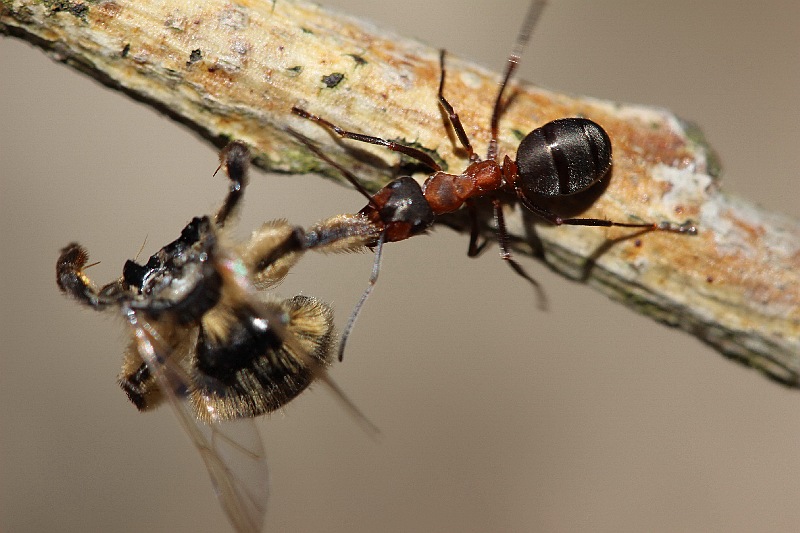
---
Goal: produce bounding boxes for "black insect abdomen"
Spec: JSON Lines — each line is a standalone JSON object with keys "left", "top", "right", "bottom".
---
{"left": 196, "top": 311, "right": 284, "bottom": 384}
{"left": 516, "top": 118, "right": 612, "bottom": 197}
{"left": 193, "top": 296, "right": 335, "bottom": 420}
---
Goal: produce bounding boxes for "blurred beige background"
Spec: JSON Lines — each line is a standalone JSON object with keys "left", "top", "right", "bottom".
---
{"left": 2, "top": 1, "right": 800, "bottom": 532}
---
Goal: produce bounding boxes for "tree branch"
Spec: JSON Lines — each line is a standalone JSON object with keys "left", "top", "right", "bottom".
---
{"left": 3, "top": 0, "right": 799, "bottom": 386}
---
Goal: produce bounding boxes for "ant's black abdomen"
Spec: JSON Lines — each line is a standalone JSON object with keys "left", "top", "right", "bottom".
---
{"left": 515, "top": 118, "right": 612, "bottom": 197}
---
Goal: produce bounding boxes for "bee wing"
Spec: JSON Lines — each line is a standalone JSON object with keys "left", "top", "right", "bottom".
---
{"left": 124, "top": 306, "right": 268, "bottom": 533}
{"left": 196, "top": 417, "right": 267, "bottom": 533}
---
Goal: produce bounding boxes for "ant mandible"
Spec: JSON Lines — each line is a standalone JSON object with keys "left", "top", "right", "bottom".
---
{"left": 289, "top": 0, "right": 696, "bottom": 357}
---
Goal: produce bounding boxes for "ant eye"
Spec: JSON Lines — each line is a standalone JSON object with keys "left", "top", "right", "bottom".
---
{"left": 516, "top": 118, "right": 612, "bottom": 197}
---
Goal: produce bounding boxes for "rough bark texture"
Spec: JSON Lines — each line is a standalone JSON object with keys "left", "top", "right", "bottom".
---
{"left": 2, "top": 0, "right": 799, "bottom": 386}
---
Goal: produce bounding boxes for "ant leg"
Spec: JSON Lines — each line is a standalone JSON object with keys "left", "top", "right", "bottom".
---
{"left": 213, "top": 141, "right": 251, "bottom": 228}
{"left": 515, "top": 192, "right": 697, "bottom": 235}
{"left": 338, "top": 231, "right": 387, "bottom": 362}
{"left": 291, "top": 106, "right": 442, "bottom": 172}
{"left": 559, "top": 217, "right": 698, "bottom": 234}
{"left": 437, "top": 50, "right": 476, "bottom": 161}
{"left": 488, "top": 0, "right": 547, "bottom": 161}
{"left": 492, "top": 198, "right": 547, "bottom": 308}
{"left": 466, "top": 200, "right": 490, "bottom": 257}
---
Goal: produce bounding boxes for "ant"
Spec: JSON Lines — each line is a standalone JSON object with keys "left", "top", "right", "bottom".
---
{"left": 288, "top": 0, "right": 696, "bottom": 357}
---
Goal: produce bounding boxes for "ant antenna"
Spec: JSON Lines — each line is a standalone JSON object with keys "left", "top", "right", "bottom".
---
{"left": 489, "top": 0, "right": 547, "bottom": 160}
{"left": 284, "top": 126, "right": 378, "bottom": 208}
{"left": 291, "top": 107, "right": 443, "bottom": 172}
{"left": 437, "top": 49, "right": 476, "bottom": 161}
{"left": 337, "top": 231, "right": 386, "bottom": 362}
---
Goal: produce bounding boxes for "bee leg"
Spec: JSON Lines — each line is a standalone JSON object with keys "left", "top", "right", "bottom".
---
{"left": 56, "top": 243, "right": 116, "bottom": 309}
{"left": 303, "top": 213, "right": 381, "bottom": 253}
{"left": 214, "top": 141, "right": 251, "bottom": 228}
{"left": 244, "top": 221, "right": 307, "bottom": 286}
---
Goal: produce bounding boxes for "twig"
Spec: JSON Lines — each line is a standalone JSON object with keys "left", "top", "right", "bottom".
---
{"left": 2, "top": 0, "right": 799, "bottom": 386}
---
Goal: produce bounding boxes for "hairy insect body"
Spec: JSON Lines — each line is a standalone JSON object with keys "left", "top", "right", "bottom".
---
{"left": 58, "top": 215, "right": 337, "bottom": 422}
{"left": 56, "top": 140, "right": 382, "bottom": 532}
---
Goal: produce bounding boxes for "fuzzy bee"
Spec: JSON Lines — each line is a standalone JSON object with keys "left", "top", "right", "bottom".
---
{"left": 56, "top": 141, "right": 379, "bottom": 533}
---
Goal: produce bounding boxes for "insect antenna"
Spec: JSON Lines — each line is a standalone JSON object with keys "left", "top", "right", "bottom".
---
{"left": 437, "top": 49, "right": 476, "bottom": 161}
{"left": 285, "top": 126, "right": 379, "bottom": 208}
{"left": 286, "top": 127, "right": 395, "bottom": 364}
{"left": 291, "top": 107, "right": 443, "bottom": 173}
{"left": 488, "top": 0, "right": 547, "bottom": 161}
{"left": 337, "top": 231, "right": 386, "bottom": 362}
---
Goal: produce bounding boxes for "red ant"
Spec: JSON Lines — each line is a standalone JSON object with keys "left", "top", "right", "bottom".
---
{"left": 289, "top": 0, "right": 696, "bottom": 358}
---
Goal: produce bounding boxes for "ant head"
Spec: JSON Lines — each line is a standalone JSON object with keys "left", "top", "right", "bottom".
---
{"left": 515, "top": 118, "right": 612, "bottom": 198}
{"left": 365, "top": 177, "right": 435, "bottom": 239}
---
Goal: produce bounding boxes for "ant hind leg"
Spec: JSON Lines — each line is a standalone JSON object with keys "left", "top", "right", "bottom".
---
{"left": 491, "top": 198, "right": 548, "bottom": 310}
{"left": 515, "top": 191, "right": 697, "bottom": 235}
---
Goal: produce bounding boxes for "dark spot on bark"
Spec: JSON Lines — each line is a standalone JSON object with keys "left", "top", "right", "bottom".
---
{"left": 187, "top": 48, "right": 202, "bottom": 66}
{"left": 285, "top": 65, "right": 303, "bottom": 77}
{"left": 321, "top": 72, "right": 345, "bottom": 88}
{"left": 51, "top": 1, "right": 88, "bottom": 19}
{"left": 347, "top": 54, "right": 367, "bottom": 66}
